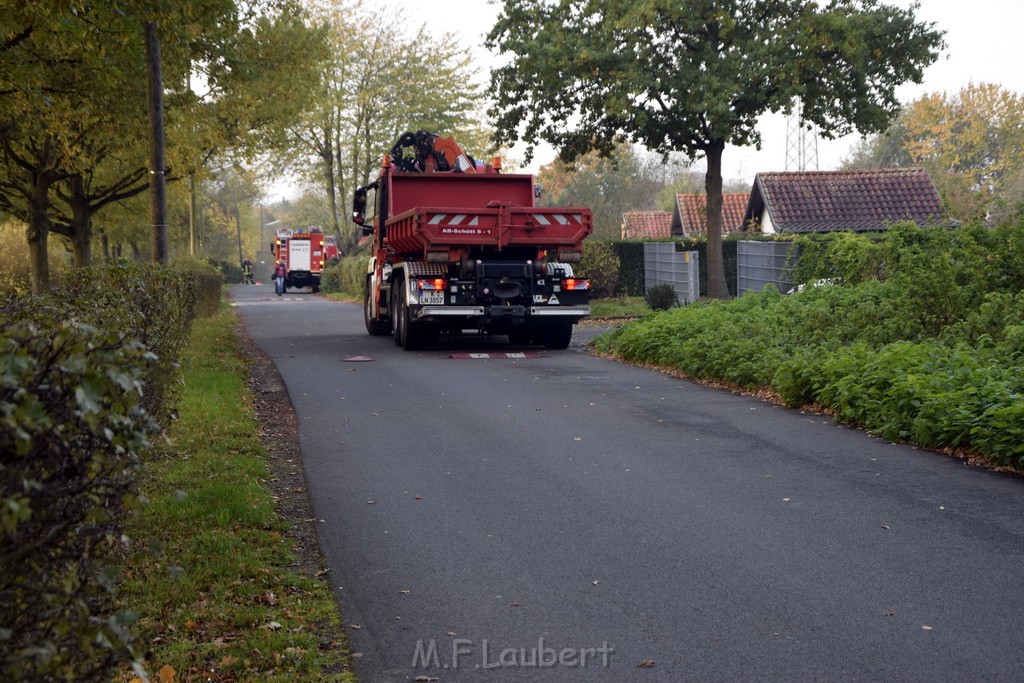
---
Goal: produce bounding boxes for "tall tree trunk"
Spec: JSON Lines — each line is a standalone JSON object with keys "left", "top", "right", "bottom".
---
{"left": 322, "top": 130, "right": 341, "bottom": 244}
{"left": 189, "top": 171, "right": 197, "bottom": 257}
{"left": 234, "top": 195, "right": 244, "bottom": 270}
{"left": 145, "top": 21, "right": 168, "bottom": 264}
{"left": 333, "top": 126, "right": 346, "bottom": 249}
{"left": 69, "top": 174, "right": 92, "bottom": 267}
{"left": 704, "top": 140, "right": 729, "bottom": 299}
{"left": 26, "top": 169, "right": 54, "bottom": 293}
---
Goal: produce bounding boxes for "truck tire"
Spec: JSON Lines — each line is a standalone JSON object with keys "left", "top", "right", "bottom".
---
{"left": 541, "top": 322, "right": 573, "bottom": 350}
{"left": 392, "top": 275, "right": 433, "bottom": 351}
{"left": 392, "top": 278, "right": 404, "bottom": 346}
{"left": 364, "top": 277, "right": 390, "bottom": 336}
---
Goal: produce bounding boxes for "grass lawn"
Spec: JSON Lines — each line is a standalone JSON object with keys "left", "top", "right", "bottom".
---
{"left": 118, "top": 304, "right": 354, "bottom": 682}
{"left": 589, "top": 295, "right": 650, "bottom": 318}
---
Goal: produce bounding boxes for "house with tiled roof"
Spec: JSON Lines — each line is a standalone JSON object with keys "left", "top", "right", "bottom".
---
{"left": 621, "top": 211, "right": 673, "bottom": 239}
{"left": 671, "top": 194, "right": 749, "bottom": 237}
{"left": 741, "top": 169, "right": 944, "bottom": 234}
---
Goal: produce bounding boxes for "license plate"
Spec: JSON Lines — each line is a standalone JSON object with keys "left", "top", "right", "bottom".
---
{"left": 420, "top": 291, "right": 443, "bottom": 305}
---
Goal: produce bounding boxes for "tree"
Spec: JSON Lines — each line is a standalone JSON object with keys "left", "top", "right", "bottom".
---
{"left": 0, "top": 0, "right": 326, "bottom": 288}
{"left": 536, "top": 142, "right": 691, "bottom": 237}
{"left": 847, "top": 83, "right": 1024, "bottom": 223}
{"left": 842, "top": 117, "right": 913, "bottom": 170}
{"left": 280, "top": 0, "right": 491, "bottom": 256}
{"left": 487, "top": 0, "right": 944, "bottom": 298}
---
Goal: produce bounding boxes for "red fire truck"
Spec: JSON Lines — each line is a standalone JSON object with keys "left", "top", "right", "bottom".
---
{"left": 354, "top": 131, "right": 592, "bottom": 350}
{"left": 271, "top": 226, "right": 332, "bottom": 293}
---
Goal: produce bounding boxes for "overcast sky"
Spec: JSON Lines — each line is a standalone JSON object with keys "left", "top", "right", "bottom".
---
{"left": 388, "top": 0, "right": 1024, "bottom": 183}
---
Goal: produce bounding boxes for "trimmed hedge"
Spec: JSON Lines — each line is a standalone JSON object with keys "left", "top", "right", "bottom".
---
{"left": 1, "top": 262, "right": 217, "bottom": 680}
{"left": 606, "top": 241, "right": 645, "bottom": 296}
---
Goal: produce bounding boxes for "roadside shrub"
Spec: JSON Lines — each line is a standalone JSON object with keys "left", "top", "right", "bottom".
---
{"left": 608, "top": 241, "right": 645, "bottom": 295}
{"left": 204, "top": 258, "right": 242, "bottom": 284}
{"left": 52, "top": 264, "right": 198, "bottom": 419}
{"left": 340, "top": 255, "right": 370, "bottom": 297}
{"left": 577, "top": 240, "right": 621, "bottom": 298}
{"left": 1, "top": 308, "right": 154, "bottom": 680}
{"left": 645, "top": 283, "right": 678, "bottom": 310}
{"left": 599, "top": 220, "right": 1024, "bottom": 468}
{"left": 0, "top": 261, "right": 210, "bottom": 680}
{"left": 173, "top": 259, "right": 223, "bottom": 318}
{"left": 319, "top": 262, "right": 343, "bottom": 293}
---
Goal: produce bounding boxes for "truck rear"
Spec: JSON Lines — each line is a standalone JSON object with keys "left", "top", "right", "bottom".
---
{"left": 271, "top": 226, "right": 330, "bottom": 292}
{"left": 355, "top": 131, "right": 592, "bottom": 350}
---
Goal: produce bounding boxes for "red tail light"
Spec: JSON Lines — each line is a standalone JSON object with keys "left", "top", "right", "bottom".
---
{"left": 417, "top": 278, "right": 446, "bottom": 290}
{"left": 563, "top": 278, "right": 590, "bottom": 291}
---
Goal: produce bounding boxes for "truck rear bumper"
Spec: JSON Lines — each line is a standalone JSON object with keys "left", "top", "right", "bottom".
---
{"left": 529, "top": 306, "right": 591, "bottom": 318}
{"left": 416, "top": 305, "right": 591, "bottom": 320}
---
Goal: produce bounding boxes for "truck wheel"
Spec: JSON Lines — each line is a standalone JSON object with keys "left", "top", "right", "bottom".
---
{"left": 541, "top": 322, "right": 573, "bottom": 350}
{"left": 392, "top": 279, "right": 405, "bottom": 346}
{"left": 397, "top": 292, "right": 432, "bottom": 351}
{"left": 364, "top": 277, "right": 390, "bottom": 336}
{"left": 391, "top": 277, "right": 433, "bottom": 351}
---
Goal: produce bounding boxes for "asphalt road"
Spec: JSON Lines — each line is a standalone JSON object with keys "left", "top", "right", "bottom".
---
{"left": 232, "top": 284, "right": 1024, "bottom": 682}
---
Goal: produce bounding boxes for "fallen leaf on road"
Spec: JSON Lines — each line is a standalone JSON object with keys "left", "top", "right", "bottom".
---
{"left": 415, "top": 495, "right": 423, "bottom": 500}
{"left": 884, "top": 610, "right": 896, "bottom": 617}
{"left": 510, "top": 602, "right": 521, "bottom": 607}
{"left": 398, "top": 589, "right": 411, "bottom": 594}
{"left": 447, "top": 631, "right": 457, "bottom": 637}
{"left": 638, "top": 659, "right": 655, "bottom": 668}
{"left": 592, "top": 580, "right": 600, "bottom": 586}
{"left": 349, "top": 624, "right": 362, "bottom": 629}
{"left": 415, "top": 677, "right": 439, "bottom": 682}
{"left": 366, "top": 500, "right": 376, "bottom": 505}
{"left": 881, "top": 525, "right": 891, "bottom": 530}
{"left": 922, "top": 625, "right": 933, "bottom": 630}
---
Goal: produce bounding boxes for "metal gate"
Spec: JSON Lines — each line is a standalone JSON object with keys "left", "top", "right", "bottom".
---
{"left": 643, "top": 243, "right": 700, "bottom": 304}
{"left": 736, "top": 241, "right": 798, "bottom": 296}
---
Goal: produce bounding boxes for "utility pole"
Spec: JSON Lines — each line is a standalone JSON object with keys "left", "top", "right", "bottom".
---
{"left": 145, "top": 21, "right": 168, "bottom": 264}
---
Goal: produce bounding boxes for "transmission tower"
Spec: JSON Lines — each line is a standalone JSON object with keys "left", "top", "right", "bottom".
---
{"left": 785, "top": 101, "right": 819, "bottom": 172}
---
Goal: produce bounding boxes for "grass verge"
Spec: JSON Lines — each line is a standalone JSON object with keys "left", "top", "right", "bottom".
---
{"left": 118, "top": 304, "right": 354, "bottom": 682}
{"left": 589, "top": 296, "right": 650, "bottom": 318}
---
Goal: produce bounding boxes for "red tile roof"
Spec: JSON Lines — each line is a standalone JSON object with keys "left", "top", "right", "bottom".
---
{"left": 745, "top": 169, "right": 943, "bottom": 232}
{"left": 621, "top": 211, "right": 673, "bottom": 239}
{"left": 673, "top": 194, "right": 749, "bottom": 236}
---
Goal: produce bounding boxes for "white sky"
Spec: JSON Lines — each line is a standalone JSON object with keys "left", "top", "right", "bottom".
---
{"left": 388, "top": 0, "right": 1024, "bottom": 184}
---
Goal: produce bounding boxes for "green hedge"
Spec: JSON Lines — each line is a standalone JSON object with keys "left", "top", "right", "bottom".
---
{"left": 341, "top": 255, "right": 370, "bottom": 297}
{"left": 321, "top": 256, "right": 371, "bottom": 297}
{"left": 51, "top": 262, "right": 221, "bottom": 419}
{"left": 606, "top": 241, "right": 645, "bottom": 296}
{"left": 597, "top": 221, "right": 1024, "bottom": 467}
{"left": 1, "top": 262, "right": 214, "bottom": 680}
